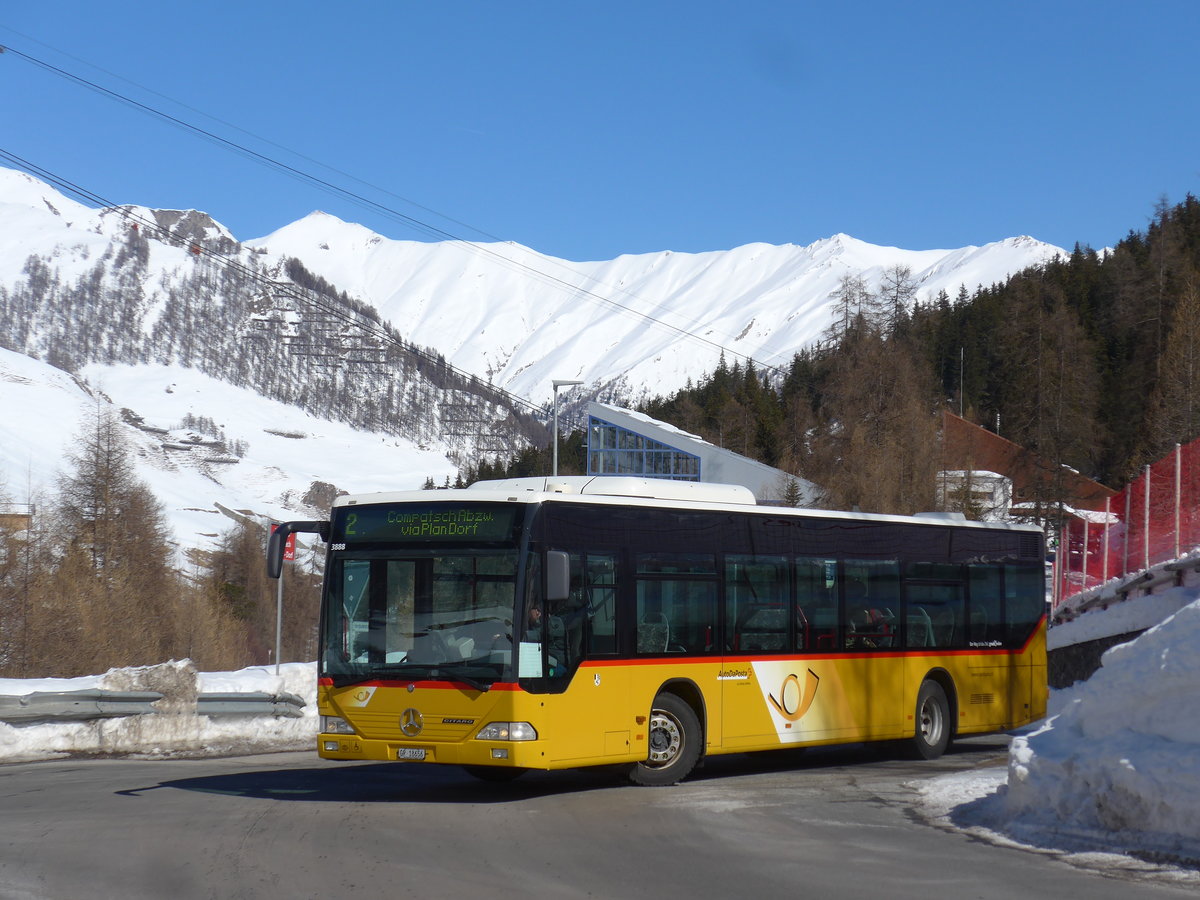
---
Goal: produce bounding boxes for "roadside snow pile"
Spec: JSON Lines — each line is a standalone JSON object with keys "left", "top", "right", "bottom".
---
{"left": 920, "top": 596, "right": 1200, "bottom": 872}
{"left": 0, "top": 661, "right": 317, "bottom": 763}
{"left": 1004, "top": 598, "right": 1200, "bottom": 860}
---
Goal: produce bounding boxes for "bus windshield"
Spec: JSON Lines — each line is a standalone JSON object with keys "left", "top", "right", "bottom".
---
{"left": 322, "top": 549, "right": 521, "bottom": 688}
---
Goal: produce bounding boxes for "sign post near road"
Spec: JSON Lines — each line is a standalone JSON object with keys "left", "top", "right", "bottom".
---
{"left": 270, "top": 526, "right": 296, "bottom": 676}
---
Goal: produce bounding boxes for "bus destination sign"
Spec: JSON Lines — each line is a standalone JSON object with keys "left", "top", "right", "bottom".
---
{"left": 333, "top": 503, "right": 521, "bottom": 543}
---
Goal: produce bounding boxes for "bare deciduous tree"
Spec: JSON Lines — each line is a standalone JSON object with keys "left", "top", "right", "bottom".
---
{"left": 811, "top": 331, "right": 940, "bottom": 515}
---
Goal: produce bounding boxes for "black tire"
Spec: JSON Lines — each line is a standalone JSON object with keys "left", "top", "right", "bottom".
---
{"left": 911, "top": 679, "right": 951, "bottom": 760}
{"left": 462, "top": 765, "right": 527, "bottom": 782}
{"left": 628, "top": 693, "right": 702, "bottom": 786}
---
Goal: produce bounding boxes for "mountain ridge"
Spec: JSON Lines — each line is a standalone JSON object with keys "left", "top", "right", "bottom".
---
{"left": 247, "top": 207, "right": 1065, "bottom": 404}
{"left": 1, "top": 165, "right": 1066, "bottom": 407}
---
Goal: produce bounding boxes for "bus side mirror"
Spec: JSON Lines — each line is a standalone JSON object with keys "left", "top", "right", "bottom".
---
{"left": 266, "top": 520, "right": 330, "bottom": 579}
{"left": 546, "top": 550, "right": 570, "bottom": 602}
{"left": 267, "top": 527, "right": 288, "bottom": 580}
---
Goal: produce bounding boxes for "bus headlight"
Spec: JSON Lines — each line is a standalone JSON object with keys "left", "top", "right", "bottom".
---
{"left": 321, "top": 715, "right": 356, "bottom": 735}
{"left": 475, "top": 722, "right": 537, "bottom": 741}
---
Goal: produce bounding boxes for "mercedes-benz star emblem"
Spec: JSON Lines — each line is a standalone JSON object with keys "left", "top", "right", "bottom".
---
{"left": 400, "top": 708, "right": 423, "bottom": 736}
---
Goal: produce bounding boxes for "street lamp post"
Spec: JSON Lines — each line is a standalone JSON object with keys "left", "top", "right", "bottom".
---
{"left": 552, "top": 379, "right": 584, "bottom": 477}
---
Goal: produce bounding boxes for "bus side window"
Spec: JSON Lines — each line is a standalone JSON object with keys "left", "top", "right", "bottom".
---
{"left": 797, "top": 558, "right": 838, "bottom": 650}
{"left": 906, "top": 582, "right": 964, "bottom": 648}
{"left": 1004, "top": 564, "right": 1044, "bottom": 646}
{"left": 635, "top": 553, "right": 717, "bottom": 655}
{"left": 725, "top": 555, "right": 789, "bottom": 652}
{"left": 968, "top": 565, "right": 1003, "bottom": 645}
{"left": 578, "top": 552, "right": 619, "bottom": 655}
{"left": 844, "top": 561, "right": 899, "bottom": 650}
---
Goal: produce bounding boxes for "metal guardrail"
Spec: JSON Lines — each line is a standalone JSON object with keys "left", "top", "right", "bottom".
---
{"left": 0, "top": 690, "right": 163, "bottom": 723}
{"left": 0, "top": 689, "right": 306, "bottom": 724}
{"left": 196, "top": 691, "right": 306, "bottom": 719}
{"left": 1053, "top": 548, "right": 1200, "bottom": 624}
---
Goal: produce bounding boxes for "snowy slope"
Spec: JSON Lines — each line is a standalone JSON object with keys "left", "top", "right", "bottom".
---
{"left": 0, "top": 168, "right": 214, "bottom": 291}
{"left": 0, "top": 348, "right": 456, "bottom": 553}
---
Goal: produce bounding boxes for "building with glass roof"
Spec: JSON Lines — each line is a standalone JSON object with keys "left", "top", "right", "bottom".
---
{"left": 585, "top": 402, "right": 818, "bottom": 505}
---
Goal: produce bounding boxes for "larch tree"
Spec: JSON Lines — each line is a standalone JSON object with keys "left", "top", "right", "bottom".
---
{"left": 811, "top": 329, "right": 940, "bottom": 515}
{"left": 825, "top": 273, "right": 876, "bottom": 343}
{"left": 994, "top": 278, "right": 1102, "bottom": 525}
{"left": 37, "top": 406, "right": 181, "bottom": 672}
{"left": 878, "top": 264, "right": 918, "bottom": 332}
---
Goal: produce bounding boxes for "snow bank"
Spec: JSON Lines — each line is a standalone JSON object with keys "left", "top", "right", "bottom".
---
{"left": 0, "top": 661, "right": 317, "bottom": 764}
{"left": 915, "top": 595, "right": 1200, "bottom": 876}
{"left": 1005, "top": 598, "right": 1200, "bottom": 859}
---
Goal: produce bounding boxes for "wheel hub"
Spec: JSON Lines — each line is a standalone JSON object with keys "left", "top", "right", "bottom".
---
{"left": 647, "top": 711, "right": 682, "bottom": 765}
{"left": 919, "top": 697, "right": 943, "bottom": 743}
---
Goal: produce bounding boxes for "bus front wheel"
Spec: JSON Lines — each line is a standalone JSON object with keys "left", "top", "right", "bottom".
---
{"left": 629, "top": 693, "right": 701, "bottom": 786}
{"left": 911, "top": 679, "right": 951, "bottom": 760}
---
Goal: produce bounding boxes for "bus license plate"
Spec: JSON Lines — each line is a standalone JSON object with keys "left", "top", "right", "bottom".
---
{"left": 397, "top": 748, "right": 426, "bottom": 760}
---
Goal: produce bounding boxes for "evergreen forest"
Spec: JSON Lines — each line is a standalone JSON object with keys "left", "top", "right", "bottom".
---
{"left": 638, "top": 196, "right": 1200, "bottom": 515}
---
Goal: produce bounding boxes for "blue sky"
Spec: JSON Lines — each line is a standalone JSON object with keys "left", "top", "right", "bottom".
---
{"left": 2, "top": 2, "right": 1197, "bottom": 261}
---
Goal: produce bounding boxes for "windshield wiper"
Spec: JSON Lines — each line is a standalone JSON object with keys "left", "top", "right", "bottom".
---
{"left": 429, "top": 663, "right": 496, "bottom": 692}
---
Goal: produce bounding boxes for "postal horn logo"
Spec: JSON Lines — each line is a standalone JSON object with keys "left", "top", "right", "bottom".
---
{"left": 767, "top": 669, "right": 820, "bottom": 722}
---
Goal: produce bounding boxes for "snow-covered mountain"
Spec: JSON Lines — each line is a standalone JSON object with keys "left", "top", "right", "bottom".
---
{"left": 1, "top": 166, "right": 1065, "bottom": 406}
{"left": 250, "top": 213, "right": 1064, "bottom": 404}
{"left": 0, "top": 165, "right": 1065, "bottom": 549}
{"left": 0, "top": 167, "right": 544, "bottom": 459}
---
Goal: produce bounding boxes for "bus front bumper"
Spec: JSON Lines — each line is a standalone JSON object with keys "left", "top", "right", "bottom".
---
{"left": 318, "top": 733, "right": 544, "bottom": 768}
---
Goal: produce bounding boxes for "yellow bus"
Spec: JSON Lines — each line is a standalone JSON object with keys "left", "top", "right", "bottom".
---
{"left": 269, "top": 476, "right": 1047, "bottom": 786}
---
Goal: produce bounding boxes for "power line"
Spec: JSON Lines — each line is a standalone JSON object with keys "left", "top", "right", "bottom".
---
{"left": 0, "top": 40, "right": 781, "bottom": 378}
{"left": 0, "top": 148, "right": 552, "bottom": 429}
{"left": 0, "top": 27, "right": 503, "bottom": 245}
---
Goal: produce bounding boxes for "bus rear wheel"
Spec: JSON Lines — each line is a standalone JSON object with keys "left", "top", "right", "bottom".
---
{"left": 911, "top": 679, "right": 951, "bottom": 760}
{"left": 629, "top": 693, "right": 701, "bottom": 786}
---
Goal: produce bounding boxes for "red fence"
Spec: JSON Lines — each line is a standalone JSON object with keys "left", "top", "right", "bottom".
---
{"left": 1058, "top": 437, "right": 1200, "bottom": 604}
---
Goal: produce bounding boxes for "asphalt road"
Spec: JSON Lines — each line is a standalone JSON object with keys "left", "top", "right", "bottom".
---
{"left": 0, "top": 738, "right": 1194, "bottom": 900}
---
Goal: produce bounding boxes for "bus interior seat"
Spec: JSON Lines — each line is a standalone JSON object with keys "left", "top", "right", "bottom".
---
{"left": 930, "top": 607, "right": 957, "bottom": 647}
{"left": 907, "top": 607, "right": 934, "bottom": 647}
{"left": 637, "top": 612, "right": 669, "bottom": 654}
{"left": 867, "top": 608, "right": 895, "bottom": 647}
{"left": 846, "top": 607, "right": 874, "bottom": 648}
{"left": 810, "top": 607, "right": 838, "bottom": 648}
{"left": 795, "top": 606, "right": 810, "bottom": 649}
{"left": 736, "top": 606, "right": 788, "bottom": 651}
